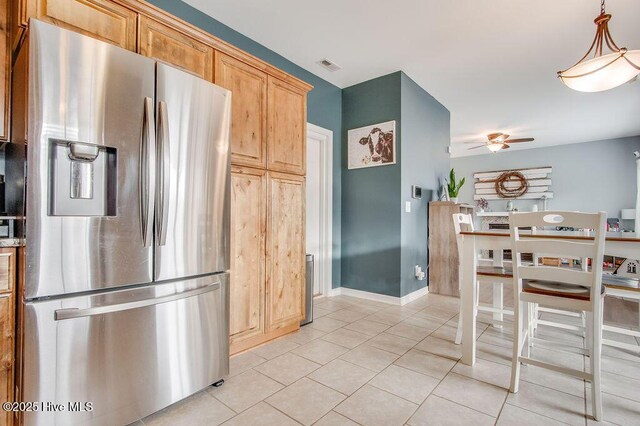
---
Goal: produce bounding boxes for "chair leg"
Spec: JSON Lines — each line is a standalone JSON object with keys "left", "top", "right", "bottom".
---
{"left": 591, "top": 304, "right": 603, "bottom": 421}
{"left": 585, "top": 312, "right": 593, "bottom": 352}
{"left": 510, "top": 298, "right": 523, "bottom": 393}
{"left": 455, "top": 308, "right": 463, "bottom": 345}
{"left": 493, "top": 282, "right": 503, "bottom": 329}
{"left": 524, "top": 302, "right": 531, "bottom": 358}
{"left": 527, "top": 302, "right": 535, "bottom": 354}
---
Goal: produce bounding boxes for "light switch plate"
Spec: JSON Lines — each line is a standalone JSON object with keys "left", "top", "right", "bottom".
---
{"left": 405, "top": 201, "right": 411, "bottom": 213}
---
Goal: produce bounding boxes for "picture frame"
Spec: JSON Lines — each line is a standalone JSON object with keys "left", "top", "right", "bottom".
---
{"left": 347, "top": 120, "right": 396, "bottom": 169}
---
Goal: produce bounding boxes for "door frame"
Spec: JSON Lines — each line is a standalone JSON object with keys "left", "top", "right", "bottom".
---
{"left": 306, "top": 123, "right": 333, "bottom": 297}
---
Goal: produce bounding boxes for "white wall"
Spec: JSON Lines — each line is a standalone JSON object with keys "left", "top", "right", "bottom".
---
{"left": 451, "top": 136, "right": 640, "bottom": 220}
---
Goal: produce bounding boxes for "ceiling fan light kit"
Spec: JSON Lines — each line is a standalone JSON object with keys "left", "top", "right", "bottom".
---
{"left": 558, "top": 0, "right": 640, "bottom": 92}
{"left": 466, "top": 133, "right": 535, "bottom": 152}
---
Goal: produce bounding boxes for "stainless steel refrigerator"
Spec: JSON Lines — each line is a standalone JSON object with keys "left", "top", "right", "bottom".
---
{"left": 19, "top": 21, "right": 231, "bottom": 426}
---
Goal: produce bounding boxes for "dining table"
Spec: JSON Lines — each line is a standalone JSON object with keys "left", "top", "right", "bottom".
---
{"left": 458, "top": 229, "right": 640, "bottom": 365}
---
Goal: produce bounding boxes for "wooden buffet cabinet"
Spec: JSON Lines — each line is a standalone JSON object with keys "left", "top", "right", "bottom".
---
{"left": 3, "top": 0, "right": 311, "bottom": 414}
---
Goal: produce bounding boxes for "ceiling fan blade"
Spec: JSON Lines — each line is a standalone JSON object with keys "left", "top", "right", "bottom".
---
{"left": 467, "top": 145, "right": 486, "bottom": 150}
{"left": 504, "top": 138, "right": 534, "bottom": 143}
{"left": 501, "top": 144, "right": 511, "bottom": 149}
{"left": 487, "top": 132, "right": 504, "bottom": 141}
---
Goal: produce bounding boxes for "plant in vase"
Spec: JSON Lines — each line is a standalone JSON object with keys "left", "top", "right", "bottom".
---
{"left": 447, "top": 168, "right": 465, "bottom": 204}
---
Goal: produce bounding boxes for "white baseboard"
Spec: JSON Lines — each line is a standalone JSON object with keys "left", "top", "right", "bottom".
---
{"left": 400, "top": 286, "right": 429, "bottom": 305}
{"left": 328, "top": 285, "right": 428, "bottom": 306}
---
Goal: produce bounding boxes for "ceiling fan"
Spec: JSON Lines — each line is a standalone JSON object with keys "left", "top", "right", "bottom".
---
{"left": 465, "top": 133, "right": 534, "bottom": 152}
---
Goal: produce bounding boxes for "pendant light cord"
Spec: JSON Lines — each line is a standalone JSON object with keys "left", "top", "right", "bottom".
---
{"left": 601, "top": 0, "right": 606, "bottom": 15}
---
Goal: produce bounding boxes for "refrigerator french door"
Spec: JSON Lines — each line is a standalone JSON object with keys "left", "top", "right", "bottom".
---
{"left": 21, "top": 21, "right": 231, "bottom": 426}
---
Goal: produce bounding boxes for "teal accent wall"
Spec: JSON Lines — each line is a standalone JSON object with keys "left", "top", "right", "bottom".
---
{"left": 146, "top": 0, "right": 343, "bottom": 285}
{"left": 341, "top": 72, "right": 450, "bottom": 298}
{"left": 341, "top": 73, "right": 403, "bottom": 297}
{"left": 400, "top": 74, "right": 451, "bottom": 297}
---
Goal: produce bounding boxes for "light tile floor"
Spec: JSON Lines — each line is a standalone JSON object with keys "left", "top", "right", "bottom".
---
{"left": 140, "top": 293, "right": 640, "bottom": 425}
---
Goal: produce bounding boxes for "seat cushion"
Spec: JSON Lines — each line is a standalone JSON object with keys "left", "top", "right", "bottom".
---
{"left": 523, "top": 279, "right": 604, "bottom": 301}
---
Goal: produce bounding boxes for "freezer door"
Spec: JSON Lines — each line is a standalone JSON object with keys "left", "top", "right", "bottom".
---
{"left": 155, "top": 63, "right": 232, "bottom": 281}
{"left": 26, "top": 21, "right": 157, "bottom": 299}
{"left": 23, "top": 273, "right": 229, "bottom": 426}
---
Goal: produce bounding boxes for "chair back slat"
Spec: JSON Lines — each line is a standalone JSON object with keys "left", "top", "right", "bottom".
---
{"left": 515, "top": 239, "right": 596, "bottom": 260}
{"left": 518, "top": 266, "right": 593, "bottom": 287}
{"left": 509, "top": 211, "right": 602, "bottom": 230}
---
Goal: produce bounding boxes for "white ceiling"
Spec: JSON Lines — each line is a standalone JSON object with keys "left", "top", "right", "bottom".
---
{"left": 184, "top": 0, "right": 640, "bottom": 157}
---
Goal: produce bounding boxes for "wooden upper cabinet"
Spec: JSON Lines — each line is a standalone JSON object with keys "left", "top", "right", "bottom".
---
{"left": 215, "top": 52, "right": 267, "bottom": 168}
{"left": 267, "top": 77, "right": 307, "bottom": 175}
{"left": 229, "top": 166, "right": 266, "bottom": 353}
{"left": 139, "top": 16, "right": 213, "bottom": 81}
{"left": 266, "top": 172, "right": 305, "bottom": 331}
{"left": 0, "top": 0, "right": 9, "bottom": 142}
{"left": 34, "top": 0, "right": 136, "bottom": 50}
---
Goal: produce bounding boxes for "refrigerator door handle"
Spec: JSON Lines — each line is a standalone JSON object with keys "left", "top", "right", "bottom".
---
{"left": 54, "top": 282, "right": 220, "bottom": 321}
{"left": 140, "top": 97, "right": 156, "bottom": 247}
{"left": 156, "top": 100, "right": 170, "bottom": 246}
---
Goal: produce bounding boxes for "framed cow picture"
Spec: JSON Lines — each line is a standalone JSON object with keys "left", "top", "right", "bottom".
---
{"left": 348, "top": 120, "right": 396, "bottom": 169}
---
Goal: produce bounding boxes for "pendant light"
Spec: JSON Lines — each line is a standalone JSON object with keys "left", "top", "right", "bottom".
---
{"left": 558, "top": 0, "right": 640, "bottom": 92}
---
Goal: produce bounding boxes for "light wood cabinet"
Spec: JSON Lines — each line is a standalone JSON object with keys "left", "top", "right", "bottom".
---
{"left": 229, "top": 166, "right": 266, "bottom": 353}
{"left": 428, "top": 202, "right": 474, "bottom": 297}
{"left": 0, "top": 0, "right": 9, "bottom": 142}
{"left": 215, "top": 52, "right": 267, "bottom": 168}
{"left": 0, "top": 248, "right": 15, "bottom": 425}
{"left": 33, "top": 0, "right": 136, "bottom": 50}
{"left": 139, "top": 16, "right": 213, "bottom": 81}
{"left": 267, "top": 77, "right": 306, "bottom": 175}
{"left": 266, "top": 172, "right": 305, "bottom": 331}
{"left": 0, "top": 295, "right": 12, "bottom": 425}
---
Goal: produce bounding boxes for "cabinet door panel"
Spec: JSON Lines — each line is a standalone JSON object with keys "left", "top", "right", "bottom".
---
{"left": 0, "top": 248, "right": 15, "bottom": 294}
{"left": 230, "top": 167, "right": 266, "bottom": 351}
{"left": 36, "top": 0, "right": 136, "bottom": 50}
{"left": 267, "top": 77, "right": 306, "bottom": 175}
{"left": 266, "top": 172, "right": 305, "bottom": 331}
{"left": 0, "top": 294, "right": 12, "bottom": 425}
{"left": 215, "top": 53, "right": 267, "bottom": 168}
{"left": 139, "top": 16, "right": 213, "bottom": 81}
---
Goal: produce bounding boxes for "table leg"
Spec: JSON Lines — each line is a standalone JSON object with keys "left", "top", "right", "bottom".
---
{"left": 461, "top": 235, "right": 477, "bottom": 365}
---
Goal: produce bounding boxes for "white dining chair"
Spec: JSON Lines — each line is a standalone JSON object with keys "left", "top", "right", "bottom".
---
{"left": 509, "top": 211, "right": 606, "bottom": 421}
{"left": 453, "top": 213, "right": 513, "bottom": 345}
{"left": 601, "top": 275, "right": 640, "bottom": 354}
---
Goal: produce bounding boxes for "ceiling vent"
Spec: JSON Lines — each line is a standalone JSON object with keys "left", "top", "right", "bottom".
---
{"left": 317, "top": 58, "right": 341, "bottom": 72}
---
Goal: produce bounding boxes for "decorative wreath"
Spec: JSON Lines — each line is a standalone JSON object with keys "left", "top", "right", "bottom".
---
{"left": 494, "top": 171, "right": 528, "bottom": 198}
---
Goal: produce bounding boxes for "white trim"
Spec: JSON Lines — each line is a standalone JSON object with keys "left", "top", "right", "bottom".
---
{"left": 329, "top": 285, "right": 429, "bottom": 306}
{"left": 306, "top": 123, "right": 334, "bottom": 298}
{"left": 400, "top": 286, "right": 429, "bottom": 305}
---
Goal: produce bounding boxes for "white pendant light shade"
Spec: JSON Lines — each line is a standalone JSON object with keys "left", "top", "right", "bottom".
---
{"left": 558, "top": 1, "right": 640, "bottom": 92}
{"left": 559, "top": 50, "right": 640, "bottom": 92}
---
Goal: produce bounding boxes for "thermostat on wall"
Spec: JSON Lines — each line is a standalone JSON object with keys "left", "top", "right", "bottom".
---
{"left": 411, "top": 185, "right": 422, "bottom": 199}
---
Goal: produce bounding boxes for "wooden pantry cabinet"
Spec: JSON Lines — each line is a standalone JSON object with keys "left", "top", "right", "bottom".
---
{"left": 229, "top": 166, "right": 267, "bottom": 352}
{"left": 28, "top": 0, "right": 137, "bottom": 50}
{"left": 266, "top": 172, "right": 305, "bottom": 331}
{"left": 11, "top": 0, "right": 312, "bottom": 358}
{"left": 267, "top": 77, "right": 306, "bottom": 175}
{"left": 139, "top": 15, "right": 214, "bottom": 81}
{"left": 215, "top": 53, "right": 268, "bottom": 168}
{"left": 0, "top": 248, "right": 16, "bottom": 426}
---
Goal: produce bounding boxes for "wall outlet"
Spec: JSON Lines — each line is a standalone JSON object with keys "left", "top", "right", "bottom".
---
{"left": 414, "top": 265, "right": 426, "bottom": 280}
{"left": 405, "top": 201, "right": 411, "bottom": 213}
